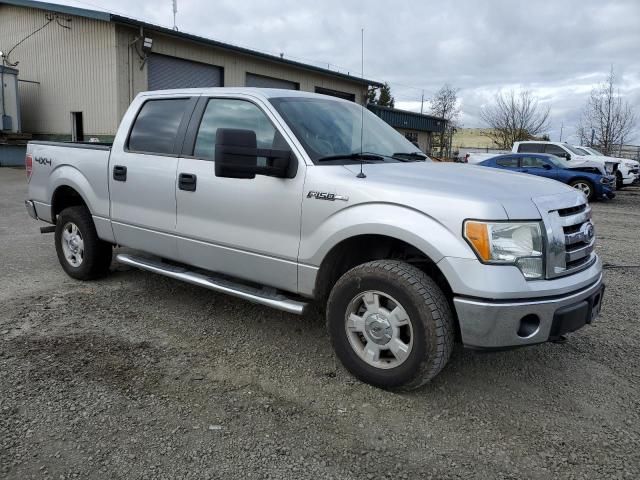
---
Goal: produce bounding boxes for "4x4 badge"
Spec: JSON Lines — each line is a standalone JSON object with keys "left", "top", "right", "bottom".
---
{"left": 307, "top": 191, "right": 349, "bottom": 202}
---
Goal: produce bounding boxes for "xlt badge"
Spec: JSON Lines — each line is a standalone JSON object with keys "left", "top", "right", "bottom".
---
{"left": 307, "top": 191, "right": 349, "bottom": 202}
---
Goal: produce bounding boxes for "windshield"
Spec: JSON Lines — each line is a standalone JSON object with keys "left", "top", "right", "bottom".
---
{"left": 269, "top": 97, "right": 427, "bottom": 164}
{"left": 565, "top": 145, "right": 587, "bottom": 156}
{"left": 583, "top": 146, "right": 603, "bottom": 156}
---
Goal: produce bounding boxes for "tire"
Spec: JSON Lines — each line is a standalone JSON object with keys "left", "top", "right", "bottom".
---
{"left": 326, "top": 260, "right": 455, "bottom": 391}
{"left": 616, "top": 171, "right": 624, "bottom": 190}
{"left": 569, "top": 179, "right": 595, "bottom": 201}
{"left": 55, "top": 206, "right": 112, "bottom": 280}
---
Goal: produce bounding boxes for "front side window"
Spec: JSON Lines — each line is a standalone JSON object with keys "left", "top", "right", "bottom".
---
{"left": 270, "top": 97, "right": 423, "bottom": 163}
{"left": 521, "top": 156, "right": 548, "bottom": 168}
{"left": 194, "top": 98, "right": 279, "bottom": 160}
{"left": 544, "top": 144, "right": 569, "bottom": 157}
{"left": 128, "top": 98, "right": 189, "bottom": 154}
{"left": 496, "top": 157, "right": 519, "bottom": 168}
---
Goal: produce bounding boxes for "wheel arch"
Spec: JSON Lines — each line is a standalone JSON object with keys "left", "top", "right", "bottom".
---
{"left": 312, "top": 233, "right": 461, "bottom": 341}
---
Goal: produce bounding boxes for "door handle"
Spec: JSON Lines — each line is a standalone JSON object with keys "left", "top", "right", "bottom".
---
{"left": 179, "top": 173, "right": 197, "bottom": 192}
{"left": 113, "top": 165, "right": 127, "bottom": 181}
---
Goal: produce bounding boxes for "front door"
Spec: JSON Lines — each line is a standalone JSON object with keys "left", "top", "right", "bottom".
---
{"left": 109, "top": 96, "right": 196, "bottom": 259}
{"left": 175, "top": 96, "right": 306, "bottom": 293}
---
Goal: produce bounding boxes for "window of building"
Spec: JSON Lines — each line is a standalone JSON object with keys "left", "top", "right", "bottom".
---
{"left": 193, "top": 98, "right": 279, "bottom": 160}
{"left": 246, "top": 73, "right": 299, "bottom": 90}
{"left": 128, "top": 99, "right": 190, "bottom": 155}
{"left": 404, "top": 132, "right": 419, "bottom": 143}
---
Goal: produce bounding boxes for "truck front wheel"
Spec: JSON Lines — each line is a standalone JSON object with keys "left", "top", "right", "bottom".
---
{"left": 327, "top": 260, "right": 454, "bottom": 390}
{"left": 55, "top": 206, "right": 112, "bottom": 280}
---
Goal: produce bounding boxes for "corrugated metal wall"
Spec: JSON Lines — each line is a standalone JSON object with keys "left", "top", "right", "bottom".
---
{"left": 0, "top": 4, "right": 119, "bottom": 137}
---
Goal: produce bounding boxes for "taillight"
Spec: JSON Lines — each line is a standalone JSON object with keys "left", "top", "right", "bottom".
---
{"left": 25, "top": 154, "right": 33, "bottom": 182}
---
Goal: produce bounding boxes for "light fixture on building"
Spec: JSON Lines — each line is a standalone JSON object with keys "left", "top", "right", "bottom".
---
{"left": 142, "top": 37, "right": 153, "bottom": 52}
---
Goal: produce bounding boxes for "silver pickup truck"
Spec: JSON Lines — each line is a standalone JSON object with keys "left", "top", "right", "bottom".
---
{"left": 25, "top": 88, "right": 604, "bottom": 390}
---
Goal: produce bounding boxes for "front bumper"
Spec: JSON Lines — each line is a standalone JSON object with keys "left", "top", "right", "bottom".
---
{"left": 453, "top": 273, "right": 604, "bottom": 349}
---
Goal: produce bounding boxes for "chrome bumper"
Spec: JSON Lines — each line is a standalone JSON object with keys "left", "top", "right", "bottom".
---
{"left": 454, "top": 273, "right": 604, "bottom": 349}
{"left": 25, "top": 200, "right": 38, "bottom": 220}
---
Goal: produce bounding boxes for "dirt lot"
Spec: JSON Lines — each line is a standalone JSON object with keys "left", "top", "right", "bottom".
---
{"left": 1, "top": 167, "right": 639, "bottom": 479}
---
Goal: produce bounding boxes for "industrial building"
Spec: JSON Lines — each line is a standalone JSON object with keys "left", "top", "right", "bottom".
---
{"left": 0, "top": 0, "right": 446, "bottom": 165}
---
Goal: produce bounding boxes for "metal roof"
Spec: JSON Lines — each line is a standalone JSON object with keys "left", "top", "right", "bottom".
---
{"left": 1, "top": 0, "right": 383, "bottom": 88}
{"left": 367, "top": 104, "right": 446, "bottom": 133}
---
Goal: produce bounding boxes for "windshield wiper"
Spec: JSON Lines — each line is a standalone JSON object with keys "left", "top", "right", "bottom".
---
{"left": 392, "top": 152, "right": 428, "bottom": 161}
{"left": 316, "top": 153, "right": 385, "bottom": 163}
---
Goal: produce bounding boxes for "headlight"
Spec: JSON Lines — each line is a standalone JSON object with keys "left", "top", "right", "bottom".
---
{"left": 464, "top": 221, "right": 544, "bottom": 279}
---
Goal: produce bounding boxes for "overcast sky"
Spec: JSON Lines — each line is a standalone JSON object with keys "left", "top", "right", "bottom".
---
{"left": 54, "top": 0, "right": 640, "bottom": 143}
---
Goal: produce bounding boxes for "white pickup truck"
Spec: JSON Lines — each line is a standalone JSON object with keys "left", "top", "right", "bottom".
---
{"left": 573, "top": 145, "right": 639, "bottom": 188}
{"left": 24, "top": 88, "right": 605, "bottom": 390}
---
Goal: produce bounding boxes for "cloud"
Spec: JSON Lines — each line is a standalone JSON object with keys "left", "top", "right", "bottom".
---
{"left": 53, "top": 0, "right": 640, "bottom": 142}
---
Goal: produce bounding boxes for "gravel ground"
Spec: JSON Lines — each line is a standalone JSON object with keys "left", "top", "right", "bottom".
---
{"left": 1, "top": 167, "right": 639, "bottom": 479}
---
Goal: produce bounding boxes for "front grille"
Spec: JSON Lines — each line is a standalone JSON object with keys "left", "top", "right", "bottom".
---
{"left": 535, "top": 195, "right": 596, "bottom": 279}
{"left": 555, "top": 202, "right": 595, "bottom": 276}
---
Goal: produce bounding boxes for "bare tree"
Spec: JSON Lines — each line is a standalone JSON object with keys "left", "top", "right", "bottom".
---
{"left": 429, "top": 84, "right": 460, "bottom": 157}
{"left": 480, "top": 89, "right": 550, "bottom": 149}
{"left": 576, "top": 67, "right": 636, "bottom": 155}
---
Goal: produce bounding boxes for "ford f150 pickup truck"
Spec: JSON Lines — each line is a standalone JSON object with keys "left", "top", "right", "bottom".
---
{"left": 25, "top": 88, "right": 605, "bottom": 390}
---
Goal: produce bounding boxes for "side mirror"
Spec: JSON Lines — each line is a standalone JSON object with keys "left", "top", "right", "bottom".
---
{"left": 543, "top": 163, "right": 553, "bottom": 170}
{"left": 564, "top": 153, "right": 571, "bottom": 161}
{"left": 214, "top": 128, "right": 296, "bottom": 179}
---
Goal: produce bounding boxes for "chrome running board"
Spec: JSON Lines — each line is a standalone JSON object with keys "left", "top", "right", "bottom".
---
{"left": 115, "top": 254, "right": 307, "bottom": 315}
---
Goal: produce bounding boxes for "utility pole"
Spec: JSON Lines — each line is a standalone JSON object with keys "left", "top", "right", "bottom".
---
{"left": 420, "top": 90, "right": 424, "bottom": 115}
{"left": 559, "top": 121, "right": 564, "bottom": 142}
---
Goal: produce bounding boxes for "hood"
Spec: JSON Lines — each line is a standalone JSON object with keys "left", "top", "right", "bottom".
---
{"left": 341, "top": 161, "right": 577, "bottom": 221}
{"left": 566, "top": 157, "right": 609, "bottom": 175}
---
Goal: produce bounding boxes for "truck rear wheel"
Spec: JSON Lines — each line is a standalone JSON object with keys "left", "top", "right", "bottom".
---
{"left": 55, "top": 206, "right": 112, "bottom": 280}
{"left": 326, "top": 260, "right": 454, "bottom": 390}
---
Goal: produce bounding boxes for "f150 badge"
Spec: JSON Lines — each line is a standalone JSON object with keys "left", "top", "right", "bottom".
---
{"left": 307, "top": 191, "right": 349, "bottom": 202}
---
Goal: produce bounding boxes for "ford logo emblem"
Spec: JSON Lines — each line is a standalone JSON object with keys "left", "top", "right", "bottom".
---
{"left": 580, "top": 222, "right": 595, "bottom": 242}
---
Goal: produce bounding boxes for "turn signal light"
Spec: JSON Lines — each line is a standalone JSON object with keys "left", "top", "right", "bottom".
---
{"left": 25, "top": 154, "right": 33, "bottom": 182}
{"left": 464, "top": 221, "right": 490, "bottom": 261}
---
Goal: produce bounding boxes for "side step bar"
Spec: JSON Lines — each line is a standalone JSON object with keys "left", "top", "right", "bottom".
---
{"left": 115, "top": 254, "right": 308, "bottom": 315}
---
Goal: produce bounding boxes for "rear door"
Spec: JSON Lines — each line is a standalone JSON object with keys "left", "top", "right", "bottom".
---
{"left": 108, "top": 95, "right": 197, "bottom": 259}
{"left": 174, "top": 95, "right": 306, "bottom": 293}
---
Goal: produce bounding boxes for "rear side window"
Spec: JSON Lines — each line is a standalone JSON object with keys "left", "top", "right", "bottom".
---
{"left": 496, "top": 157, "right": 519, "bottom": 167}
{"left": 128, "top": 99, "right": 189, "bottom": 155}
{"left": 517, "top": 143, "right": 543, "bottom": 153}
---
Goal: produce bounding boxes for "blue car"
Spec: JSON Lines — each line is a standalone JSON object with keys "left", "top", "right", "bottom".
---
{"left": 479, "top": 153, "right": 616, "bottom": 201}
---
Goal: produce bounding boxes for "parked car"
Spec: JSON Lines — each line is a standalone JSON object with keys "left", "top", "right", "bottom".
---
{"left": 573, "top": 145, "right": 639, "bottom": 189}
{"left": 24, "top": 88, "right": 605, "bottom": 390}
{"left": 479, "top": 153, "right": 615, "bottom": 201}
{"left": 512, "top": 141, "right": 619, "bottom": 180}
{"left": 462, "top": 151, "right": 509, "bottom": 164}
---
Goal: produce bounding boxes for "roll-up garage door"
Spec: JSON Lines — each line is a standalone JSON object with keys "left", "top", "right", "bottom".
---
{"left": 245, "top": 73, "right": 299, "bottom": 90}
{"left": 148, "top": 54, "right": 223, "bottom": 91}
